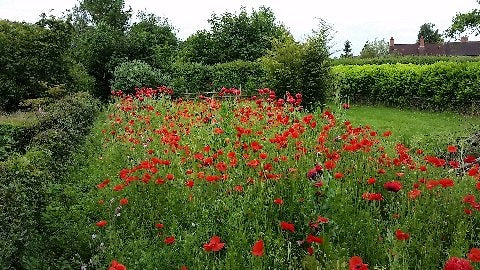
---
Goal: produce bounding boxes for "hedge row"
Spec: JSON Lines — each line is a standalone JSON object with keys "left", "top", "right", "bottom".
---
{"left": 332, "top": 56, "right": 480, "bottom": 66}
{"left": 0, "top": 92, "right": 100, "bottom": 269}
{"left": 0, "top": 122, "right": 37, "bottom": 161}
{"left": 333, "top": 62, "right": 480, "bottom": 112}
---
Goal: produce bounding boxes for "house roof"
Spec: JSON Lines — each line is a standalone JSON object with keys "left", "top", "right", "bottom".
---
{"left": 390, "top": 39, "right": 480, "bottom": 56}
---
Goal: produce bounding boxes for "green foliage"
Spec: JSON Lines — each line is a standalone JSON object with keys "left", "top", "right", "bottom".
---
{"left": 72, "top": 22, "right": 126, "bottom": 99}
{"left": 72, "top": 0, "right": 132, "bottom": 31}
{"left": 261, "top": 37, "right": 304, "bottom": 98}
{"left": 333, "top": 62, "right": 480, "bottom": 112}
{"left": 0, "top": 122, "right": 37, "bottom": 161}
{"left": 111, "top": 60, "right": 169, "bottom": 93}
{"left": 211, "top": 61, "right": 266, "bottom": 95}
{"left": 331, "top": 55, "right": 480, "bottom": 66}
{"left": 359, "top": 39, "right": 388, "bottom": 58}
{"left": 417, "top": 23, "right": 443, "bottom": 43}
{"left": 0, "top": 19, "right": 73, "bottom": 110}
{"left": 0, "top": 92, "right": 100, "bottom": 269}
{"left": 341, "top": 40, "right": 353, "bottom": 58}
{"left": 126, "top": 12, "right": 178, "bottom": 72}
{"left": 261, "top": 30, "right": 332, "bottom": 108}
{"left": 446, "top": 1, "right": 480, "bottom": 38}
{"left": 170, "top": 61, "right": 214, "bottom": 95}
{"left": 179, "top": 6, "right": 289, "bottom": 64}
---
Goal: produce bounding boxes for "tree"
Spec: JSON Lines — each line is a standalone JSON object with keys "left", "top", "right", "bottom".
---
{"left": 418, "top": 23, "right": 443, "bottom": 43}
{"left": 71, "top": 0, "right": 132, "bottom": 31}
{"left": 126, "top": 12, "right": 178, "bottom": 72}
{"left": 360, "top": 39, "right": 388, "bottom": 58}
{"left": 341, "top": 40, "right": 353, "bottom": 58}
{"left": 446, "top": 1, "right": 480, "bottom": 38}
{"left": 180, "top": 6, "right": 289, "bottom": 64}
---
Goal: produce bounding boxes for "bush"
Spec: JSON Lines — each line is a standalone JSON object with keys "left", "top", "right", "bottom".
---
{"left": 0, "top": 92, "right": 100, "bottom": 269}
{"left": 111, "top": 60, "right": 169, "bottom": 94}
{"left": 0, "top": 19, "right": 72, "bottom": 111}
{"left": 211, "top": 60, "right": 266, "bottom": 95}
{"left": 170, "top": 61, "right": 214, "bottom": 95}
{"left": 261, "top": 33, "right": 332, "bottom": 108}
{"left": 333, "top": 62, "right": 480, "bottom": 112}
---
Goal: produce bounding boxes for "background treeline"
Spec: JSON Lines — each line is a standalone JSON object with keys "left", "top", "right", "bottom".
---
{"left": 333, "top": 62, "right": 480, "bottom": 112}
{"left": 0, "top": 3, "right": 331, "bottom": 111}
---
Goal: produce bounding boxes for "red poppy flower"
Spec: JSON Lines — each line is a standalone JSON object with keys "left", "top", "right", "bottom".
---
{"left": 307, "top": 246, "right": 314, "bottom": 256}
{"left": 367, "top": 177, "right": 376, "bottom": 184}
{"left": 395, "top": 229, "right": 410, "bottom": 241}
{"left": 447, "top": 145, "right": 458, "bottom": 153}
{"left": 274, "top": 198, "right": 284, "bottom": 205}
{"left": 306, "top": 234, "right": 324, "bottom": 244}
{"left": 203, "top": 235, "right": 225, "bottom": 252}
{"left": 383, "top": 130, "right": 392, "bottom": 137}
{"left": 155, "top": 223, "right": 164, "bottom": 229}
{"left": 166, "top": 173, "right": 175, "bottom": 180}
{"left": 234, "top": 185, "right": 243, "bottom": 192}
{"left": 185, "top": 180, "right": 194, "bottom": 188}
{"left": 155, "top": 177, "right": 165, "bottom": 185}
{"left": 408, "top": 189, "right": 421, "bottom": 199}
{"left": 443, "top": 257, "right": 473, "bottom": 270}
{"left": 334, "top": 172, "right": 344, "bottom": 179}
{"left": 259, "top": 152, "right": 268, "bottom": 159}
{"left": 439, "top": 178, "right": 455, "bottom": 188}
{"left": 96, "top": 220, "right": 107, "bottom": 228}
{"left": 317, "top": 216, "right": 329, "bottom": 224}
{"left": 280, "top": 221, "right": 295, "bottom": 232}
{"left": 247, "top": 159, "right": 260, "bottom": 167}
{"left": 349, "top": 256, "right": 368, "bottom": 270}
{"left": 324, "top": 160, "right": 336, "bottom": 170}
{"left": 205, "top": 175, "right": 221, "bottom": 182}
{"left": 469, "top": 166, "right": 479, "bottom": 177}
{"left": 97, "top": 179, "right": 110, "bottom": 189}
{"left": 108, "top": 260, "right": 126, "bottom": 270}
{"left": 119, "top": 198, "right": 128, "bottom": 205}
{"left": 384, "top": 181, "right": 402, "bottom": 192}
{"left": 465, "top": 155, "right": 477, "bottom": 163}
{"left": 313, "top": 181, "right": 323, "bottom": 188}
{"left": 362, "top": 192, "right": 383, "bottom": 201}
{"left": 467, "top": 248, "right": 480, "bottom": 262}
{"left": 113, "top": 184, "right": 124, "bottom": 191}
{"left": 342, "top": 103, "right": 350, "bottom": 109}
{"left": 164, "top": 236, "right": 175, "bottom": 245}
{"left": 252, "top": 239, "right": 264, "bottom": 256}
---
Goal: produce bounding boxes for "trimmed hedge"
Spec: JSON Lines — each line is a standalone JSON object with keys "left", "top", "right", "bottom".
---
{"left": 0, "top": 122, "right": 37, "bottom": 161}
{"left": 332, "top": 56, "right": 480, "bottom": 66}
{"left": 333, "top": 62, "right": 480, "bottom": 112}
{"left": 0, "top": 92, "right": 100, "bottom": 269}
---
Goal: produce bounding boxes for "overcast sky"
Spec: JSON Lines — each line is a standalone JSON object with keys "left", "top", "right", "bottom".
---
{"left": 0, "top": 0, "right": 478, "bottom": 56}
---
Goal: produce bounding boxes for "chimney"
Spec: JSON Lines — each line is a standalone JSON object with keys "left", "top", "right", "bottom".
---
{"left": 389, "top": 37, "right": 394, "bottom": 47}
{"left": 419, "top": 36, "right": 425, "bottom": 47}
{"left": 461, "top": 36, "right": 468, "bottom": 42}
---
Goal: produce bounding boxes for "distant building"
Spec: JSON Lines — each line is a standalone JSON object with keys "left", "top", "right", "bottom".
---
{"left": 389, "top": 36, "right": 480, "bottom": 56}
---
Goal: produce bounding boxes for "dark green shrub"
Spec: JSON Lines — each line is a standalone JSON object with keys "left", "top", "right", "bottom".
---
{"left": 0, "top": 92, "right": 100, "bottom": 269}
{"left": 333, "top": 62, "right": 480, "bottom": 112}
{"left": 170, "top": 61, "right": 214, "bottom": 95}
{"left": 0, "top": 19, "right": 72, "bottom": 110}
{"left": 261, "top": 33, "right": 332, "bottom": 108}
{"left": 211, "top": 60, "right": 266, "bottom": 95}
{"left": 111, "top": 60, "right": 169, "bottom": 93}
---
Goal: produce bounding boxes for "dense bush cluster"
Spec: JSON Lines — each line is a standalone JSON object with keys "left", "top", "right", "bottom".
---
{"left": 0, "top": 92, "right": 100, "bottom": 269}
{"left": 332, "top": 55, "right": 480, "bottom": 66}
{"left": 0, "top": 122, "right": 37, "bottom": 161}
{"left": 0, "top": 19, "right": 74, "bottom": 111}
{"left": 333, "top": 62, "right": 480, "bottom": 112}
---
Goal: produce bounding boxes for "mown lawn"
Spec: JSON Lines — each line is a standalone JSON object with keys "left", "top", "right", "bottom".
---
{"left": 332, "top": 104, "right": 480, "bottom": 153}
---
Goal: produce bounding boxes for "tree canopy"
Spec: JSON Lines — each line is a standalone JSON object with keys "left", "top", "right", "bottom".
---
{"left": 418, "top": 23, "right": 443, "bottom": 43}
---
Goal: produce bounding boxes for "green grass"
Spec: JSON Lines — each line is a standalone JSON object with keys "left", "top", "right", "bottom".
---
{"left": 0, "top": 110, "right": 39, "bottom": 127}
{"left": 332, "top": 104, "right": 480, "bottom": 153}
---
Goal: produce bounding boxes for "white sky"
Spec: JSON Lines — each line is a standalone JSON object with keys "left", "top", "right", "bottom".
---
{"left": 0, "top": 0, "right": 478, "bottom": 56}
